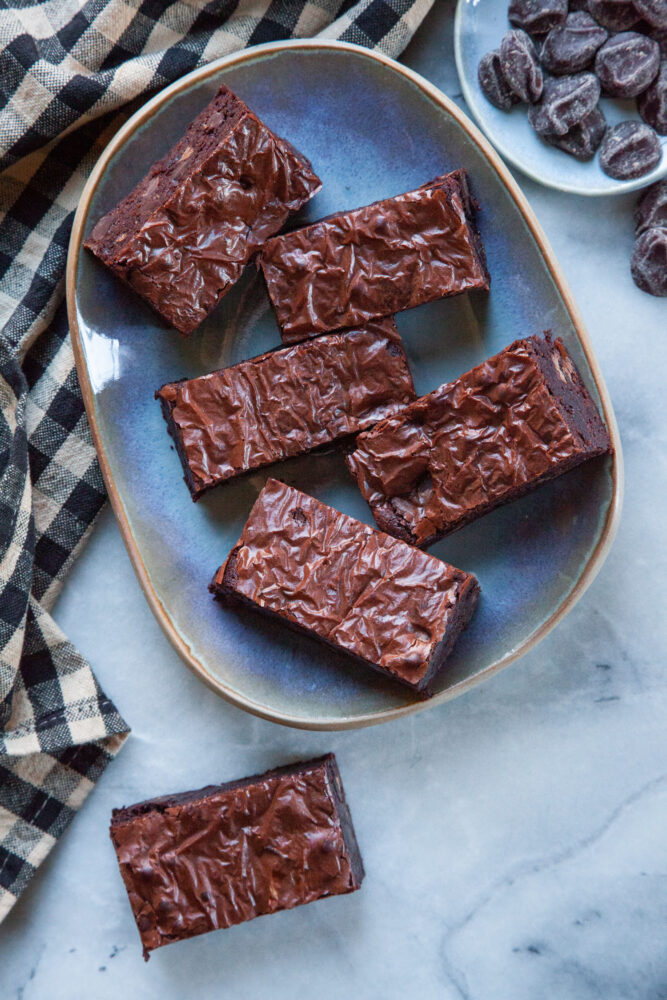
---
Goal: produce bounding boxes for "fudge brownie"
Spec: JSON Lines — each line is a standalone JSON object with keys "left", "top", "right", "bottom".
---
{"left": 257, "top": 169, "right": 490, "bottom": 344}
{"left": 156, "top": 317, "right": 415, "bottom": 500}
{"left": 110, "top": 755, "right": 363, "bottom": 959}
{"left": 210, "top": 479, "right": 479, "bottom": 697}
{"left": 346, "top": 333, "right": 613, "bottom": 547}
{"left": 85, "top": 85, "right": 321, "bottom": 334}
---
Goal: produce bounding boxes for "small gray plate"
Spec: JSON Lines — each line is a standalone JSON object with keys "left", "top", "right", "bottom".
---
{"left": 455, "top": 0, "right": 667, "bottom": 196}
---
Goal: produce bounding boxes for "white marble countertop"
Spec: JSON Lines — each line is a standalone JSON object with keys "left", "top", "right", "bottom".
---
{"left": 2, "top": 6, "right": 666, "bottom": 999}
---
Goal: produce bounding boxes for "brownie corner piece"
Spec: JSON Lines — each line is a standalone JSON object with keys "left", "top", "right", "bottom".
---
{"left": 85, "top": 84, "right": 321, "bottom": 335}
{"left": 531, "top": 332, "right": 612, "bottom": 454}
{"left": 417, "top": 570, "right": 479, "bottom": 698}
{"left": 109, "top": 753, "right": 363, "bottom": 958}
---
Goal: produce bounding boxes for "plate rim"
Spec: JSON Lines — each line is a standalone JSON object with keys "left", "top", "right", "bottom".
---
{"left": 66, "top": 38, "right": 624, "bottom": 731}
{"left": 453, "top": 0, "right": 667, "bottom": 197}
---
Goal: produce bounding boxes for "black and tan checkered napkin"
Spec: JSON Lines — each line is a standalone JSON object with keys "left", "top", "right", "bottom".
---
{"left": 0, "top": 0, "right": 434, "bottom": 922}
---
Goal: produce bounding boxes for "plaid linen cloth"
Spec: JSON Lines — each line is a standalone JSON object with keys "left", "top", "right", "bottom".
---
{"left": 0, "top": 0, "right": 434, "bottom": 922}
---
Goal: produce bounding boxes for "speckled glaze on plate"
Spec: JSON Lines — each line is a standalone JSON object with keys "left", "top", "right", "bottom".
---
{"left": 454, "top": 0, "right": 667, "bottom": 196}
{"left": 67, "top": 40, "right": 622, "bottom": 730}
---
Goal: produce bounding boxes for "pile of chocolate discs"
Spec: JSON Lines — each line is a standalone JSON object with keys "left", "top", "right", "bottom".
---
{"left": 478, "top": 0, "right": 666, "bottom": 179}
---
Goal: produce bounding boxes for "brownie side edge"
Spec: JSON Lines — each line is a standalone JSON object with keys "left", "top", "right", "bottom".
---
{"left": 155, "top": 385, "right": 207, "bottom": 501}
{"left": 110, "top": 753, "right": 340, "bottom": 827}
{"left": 530, "top": 333, "right": 612, "bottom": 456}
{"left": 416, "top": 574, "right": 480, "bottom": 696}
{"left": 368, "top": 497, "right": 419, "bottom": 546}
{"left": 322, "top": 755, "right": 365, "bottom": 889}
{"left": 444, "top": 168, "right": 490, "bottom": 290}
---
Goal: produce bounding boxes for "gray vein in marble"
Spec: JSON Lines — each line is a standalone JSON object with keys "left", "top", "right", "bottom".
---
{"left": 440, "top": 774, "right": 667, "bottom": 998}
{"left": 15, "top": 945, "right": 44, "bottom": 1000}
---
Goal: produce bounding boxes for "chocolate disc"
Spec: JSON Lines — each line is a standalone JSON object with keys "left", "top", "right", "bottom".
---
{"left": 509, "top": 0, "right": 568, "bottom": 34}
{"left": 638, "top": 61, "right": 667, "bottom": 134}
{"left": 594, "top": 31, "right": 660, "bottom": 97}
{"left": 599, "top": 120, "right": 661, "bottom": 178}
{"left": 540, "top": 12, "right": 609, "bottom": 74}
{"left": 586, "top": 0, "right": 642, "bottom": 31}
{"left": 528, "top": 72, "right": 601, "bottom": 135}
{"left": 500, "top": 29, "right": 545, "bottom": 102}
{"left": 633, "top": 0, "right": 667, "bottom": 30}
{"left": 631, "top": 227, "right": 667, "bottom": 295}
{"left": 543, "top": 106, "right": 607, "bottom": 158}
{"left": 478, "top": 50, "right": 521, "bottom": 109}
{"left": 634, "top": 179, "right": 667, "bottom": 233}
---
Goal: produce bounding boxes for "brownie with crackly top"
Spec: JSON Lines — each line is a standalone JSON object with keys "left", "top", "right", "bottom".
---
{"left": 257, "top": 169, "right": 489, "bottom": 344}
{"left": 210, "top": 478, "right": 479, "bottom": 697}
{"left": 85, "top": 85, "right": 321, "bottom": 334}
{"left": 110, "top": 754, "right": 363, "bottom": 959}
{"left": 156, "top": 317, "right": 415, "bottom": 500}
{"left": 346, "top": 333, "right": 613, "bottom": 547}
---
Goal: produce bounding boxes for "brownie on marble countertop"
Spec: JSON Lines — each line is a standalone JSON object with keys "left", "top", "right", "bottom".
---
{"left": 110, "top": 754, "right": 364, "bottom": 959}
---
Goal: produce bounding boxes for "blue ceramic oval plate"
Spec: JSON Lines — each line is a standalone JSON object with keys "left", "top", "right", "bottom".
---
{"left": 455, "top": 0, "right": 667, "bottom": 196}
{"left": 67, "top": 40, "right": 622, "bottom": 730}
